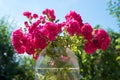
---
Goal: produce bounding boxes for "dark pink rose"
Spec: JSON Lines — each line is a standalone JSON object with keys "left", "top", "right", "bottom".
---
{"left": 81, "top": 23, "right": 93, "bottom": 40}
{"left": 23, "top": 34, "right": 35, "bottom": 55}
{"left": 92, "top": 38, "right": 101, "bottom": 49}
{"left": 101, "top": 37, "right": 111, "bottom": 50}
{"left": 34, "top": 37, "right": 47, "bottom": 49}
{"left": 65, "top": 11, "right": 83, "bottom": 27}
{"left": 25, "top": 43, "right": 35, "bottom": 55}
{"left": 57, "top": 23, "right": 64, "bottom": 33}
{"left": 93, "top": 29, "right": 111, "bottom": 50}
{"left": 33, "top": 13, "right": 38, "bottom": 19}
{"left": 23, "top": 11, "right": 32, "bottom": 19}
{"left": 84, "top": 41, "right": 97, "bottom": 54}
{"left": 33, "top": 27, "right": 47, "bottom": 49}
{"left": 65, "top": 19, "right": 81, "bottom": 36}
{"left": 42, "top": 8, "right": 56, "bottom": 21}
{"left": 47, "top": 32, "right": 57, "bottom": 41}
{"left": 42, "top": 8, "right": 48, "bottom": 14}
{"left": 44, "top": 22, "right": 58, "bottom": 41}
{"left": 24, "top": 21, "right": 29, "bottom": 28}
{"left": 40, "top": 16, "right": 46, "bottom": 23}
{"left": 15, "top": 46, "right": 26, "bottom": 54}
{"left": 12, "top": 29, "right": 26, "bottom": 54}
{"left": 28, "top": 20, "right": 41, "bottom": 34}
{"left": 94, "top": 29, "right": 109, "bottom": 40}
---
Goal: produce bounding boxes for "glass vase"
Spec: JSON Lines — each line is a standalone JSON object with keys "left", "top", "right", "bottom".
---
{"left": 35, "top": 47, "right": 80, "bottom": 80}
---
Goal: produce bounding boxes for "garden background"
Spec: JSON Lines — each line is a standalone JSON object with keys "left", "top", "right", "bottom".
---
{"left": 0, "top": 0, "right": 120, "bottom": 80}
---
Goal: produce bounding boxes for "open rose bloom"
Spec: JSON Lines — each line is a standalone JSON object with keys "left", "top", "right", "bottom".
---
{"left": 12, "top": 9, "right": 111, "bottom": 60}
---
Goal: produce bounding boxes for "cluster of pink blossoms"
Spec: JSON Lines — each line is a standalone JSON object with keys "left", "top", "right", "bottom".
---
{"left": 12, "top": 9, "right": 110, "bottom": 59}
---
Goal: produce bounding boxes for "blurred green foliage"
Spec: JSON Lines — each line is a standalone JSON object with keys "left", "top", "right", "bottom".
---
{"left": 107, "top": 0, "right": 120, "bottom": 26}
{"left": 116, "top": 38, "right": 120, "bottom": 50}
{"left": 0, "top": 18, "right": 35, "bottom": 80}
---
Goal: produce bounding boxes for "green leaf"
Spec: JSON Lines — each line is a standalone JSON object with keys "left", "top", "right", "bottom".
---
{"left": 116, "top": 38, "right": 120, "bottom": 43}
{"left": 116, "top": 56, "right": 120, "bottom": 61}
{"left": 116, "top": 45, "right": 120, "bottom": 49}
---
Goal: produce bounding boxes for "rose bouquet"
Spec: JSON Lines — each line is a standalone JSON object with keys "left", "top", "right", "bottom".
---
{"left": 11, "top": 9, "right": 110, "bottom": 80}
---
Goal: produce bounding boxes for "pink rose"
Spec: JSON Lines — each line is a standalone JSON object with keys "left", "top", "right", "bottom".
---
{"left": 42, "top": 8, "right": 56, "bottom": 21}
{"left": 33, "top": 13, "right": 38, "bottom": 19}
{"left": 57, "top": 23, "right": 64, "bottom": 33}
{"left": 65, "top": 19, "right": 81, "bottom": 36}
{"left": 92, "top": 38, "right": 101, "bottom": 49}
{"left": 40, "top": 16, "right": 46, "bottom": 23}
{"left": 49, "top": 60, "right": 54, "bottom": 67}
{"left": 24, "top": 34, "right": 35, "bottom": 55}
{"left": 44, "top": 22, "right": 58, "bottom": 41}
{"left": 23, "top": 11, "right": 32, "bottom": 19}
{"left": 28, "top": 20, "right": 41, "bottom": 34}
{"left": 26, "top": 42, "right": 35, "bottom": 55}
{"left": 81, "top": 23, "right": 93, "bottom": 40}
{"left": 12, "top": 29, "right": 26, "bottom": 54}
{"left": 94, "top": 29, "right": 109, "bottom": 40}
{"left": 100, "top": 37, "right": 111, "bottom": 50}
{"left": 33, "top": 27, "right": 47, "bottom": 49}
{"left": 65, "top": 11, "right": 83, "bottom": 27}
{"left": 24, "top": 21, "right": 29, "bottom": 28}
{"left": 84, "top": 41, "right": 97, "bottom": 54}
{"left": 93, "top": 29, "right": 111, "bottom": 50}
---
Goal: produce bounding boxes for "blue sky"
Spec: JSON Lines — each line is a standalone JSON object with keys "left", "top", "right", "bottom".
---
{"left": 0, "top": 0, "right": 119, "bottom": 31}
